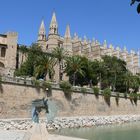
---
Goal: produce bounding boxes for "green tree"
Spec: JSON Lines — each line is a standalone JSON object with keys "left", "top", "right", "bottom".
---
{"left": 52, "top": 47, "right": 67, "bottom": 82}
{"left": 130, "top": 0, "right": 140, "bottom": 14}
{"left": 34, "top": 54, "right": 56, "bottom": 80}
{"left": 18, "top": 45, "right": 28, "bottom": 54}
{"left": 15, "top": 44, "right": 43, "bottom": 77}
{"left": 101, "top": 56, "right": 127, "bottom": 91}
{"left": 123, "top": 71, "right": 133, "bottom": 93}
{"left": 65, "top": 55, "right": 85, "bottom": 86}
{"left": 131, "top": 75, "right": 140, "bottom": 93}
{"left": 75, "top": 57, "right": 97, "bottom": 86}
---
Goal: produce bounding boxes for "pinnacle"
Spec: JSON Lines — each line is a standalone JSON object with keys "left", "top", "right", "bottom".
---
{"left": 40, "top": 20, "right": 45, "bottom": 29}
{"left": 39, "top": 20, "right": 46, "bottom": 34}
{"left": 65, "top": 25, "right": 71, "bottom": 38}
{"left": 50, "top": 12, "right": 58, "bottom": 27}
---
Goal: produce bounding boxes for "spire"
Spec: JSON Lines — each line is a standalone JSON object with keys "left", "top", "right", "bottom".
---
{"left": 49, "top": 12, "right": 58, "bottom": 34}
{"left": 103, "top": 40, "right": 107, "bottom": 48}
{"left": 64, "top": 25, "right": 71, "bottom": 39}
{"left": 123, "top": 46, "right": 127, "bottom": 52}
{"left": 38, "top": 20, "right": 46, "bottom": 41}
{"left": 73, "top": 33, "right": 79, "bottom": 41}
{"left": 83, "top": 35, "right": 88, "bottom": 44}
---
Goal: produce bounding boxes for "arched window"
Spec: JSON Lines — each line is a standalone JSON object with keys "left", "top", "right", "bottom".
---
{"left": 0, "top": 62, "right": 4, "bottom": 68}
{"left": 1, "top": 47, "right": 6, "bottom": 57}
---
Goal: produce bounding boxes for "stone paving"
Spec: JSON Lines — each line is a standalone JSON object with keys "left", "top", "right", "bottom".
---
{"left": 0, "top": 131, "right": 87, "bottom": 140}
{"left": 0, "top": 131, "right": 30, "bottom": 140}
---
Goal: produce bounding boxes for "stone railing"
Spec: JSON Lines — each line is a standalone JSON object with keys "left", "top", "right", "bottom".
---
{"left": 2, "top": 76, "right": 33, "bottom": 86}
{"left": 1, "top": 76, "right": 60, "bottom": 89}
{"left": 0, "top": 76, "right": 135, "bottom": 99}
{"left": 72, "top": 86, "right": 128, "bottom": 98}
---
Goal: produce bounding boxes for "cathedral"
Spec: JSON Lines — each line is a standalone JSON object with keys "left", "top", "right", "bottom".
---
{"left": 0, "top": 12, "right": 139, "bottom": 80}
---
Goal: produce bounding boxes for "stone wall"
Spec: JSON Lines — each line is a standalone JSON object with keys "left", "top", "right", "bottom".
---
{"left": 0, "top": 82, "right": 140, "bottom": 119}
{"left": 0, "top": 83, "right": 45, "bottom": 119}
{"left": 51, "top": 90, "right": 140, "bottom": 117}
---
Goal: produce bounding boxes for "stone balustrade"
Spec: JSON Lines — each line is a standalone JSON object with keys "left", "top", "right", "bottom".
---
{"left": 0, "top": 76, "right": 137, "bottom": 99}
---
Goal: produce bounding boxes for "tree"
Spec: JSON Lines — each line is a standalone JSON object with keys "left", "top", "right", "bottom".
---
{"left": 75, "top": 57, "right": 97, "bottom": 87}
{"left": 130, "top": 0, "right": 140, "bottom": 14}
{"left": 52, "top": 47, "right": 67, "bottom": 82}
{"left": 131, "top": 75, "right": 140, "bottom": 93}
{"left": 18, "top": 45, "right": 28, "bottom": 54}
{"left": 123, "top": 71, "right": 133, "bottom": 93}
{"left": 15, "top": 44, "right": 43, "bottom": 77}
{"left": 34, "top": 54, "right": 56, "bottom": 80}
{"left": 101, "top": 56, "right": 127, "bottom": 91}
{"left": 64, "top": 55, "right": 85, "bottom": 86}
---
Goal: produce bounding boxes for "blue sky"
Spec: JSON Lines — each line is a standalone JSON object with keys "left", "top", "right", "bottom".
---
{"left": 0, "top": 0, "right": 140, "bottom": 52}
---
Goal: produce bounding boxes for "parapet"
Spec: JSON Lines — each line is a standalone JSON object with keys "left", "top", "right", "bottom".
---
{"left": 6, "top": 32, "right": 18, "bottom": 37}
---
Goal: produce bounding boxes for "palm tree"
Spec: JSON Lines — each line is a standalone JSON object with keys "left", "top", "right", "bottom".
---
{"left": 82, "top": 58, "right": 94, "bottom": 87}
{"left": 131, "top": 75, "right": 140, "bottom": 92}
{"left": 65, "top": 55, "right": 85, "bottom": 86}
{"left": 34, "top": 54, "right": 56, "bottom": 80}
{"left": 52, "top": 47, "right": 68, "bottom": 82}
{"left": 18, "top": 45, "right": 28, "bottom": 65}
{"left": 123, "top": 71, "right": 133, "bottom": 93}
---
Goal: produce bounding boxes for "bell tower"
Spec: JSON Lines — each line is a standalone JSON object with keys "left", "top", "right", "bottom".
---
{"left": 49, "top": 12, "right": 58, "bottom": 35}
{"left": 47, "top": 12, "right": 59, "bottom": 53}
{"left": 38, "top": 20, "right": 46, "bottom": 41}
{"left": 63, "top": 25, "right": 72, "bottom": 55}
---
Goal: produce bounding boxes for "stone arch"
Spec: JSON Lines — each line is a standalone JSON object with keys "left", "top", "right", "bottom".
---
{"left": 0, "top": 62, "right": 4, "bottom": 68}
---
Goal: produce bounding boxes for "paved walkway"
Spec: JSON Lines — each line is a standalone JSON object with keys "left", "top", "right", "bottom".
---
{"left": 0, "top": 131, "right": 30, "bottom": 140}
{"left": 0, "top": 131, "right": 87, "bottom": 140}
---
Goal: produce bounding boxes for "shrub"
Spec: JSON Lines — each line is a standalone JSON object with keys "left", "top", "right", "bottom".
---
{"left": 103, "top": 88, "right": 111, "bottom": 106}
{"left": 93, "top": 87, "right": 99, "bottom": 99}
{"left": 42, "top": 81, "right": 52, "bottom": 96}
{"left": 137, "top": 94, "right": 140, "bottom": 100}
{"left": 60, "top": 81, "right": 72, "bottom": 101}
{"left": 124, "top": 93, "right": 127, "bottom": 99}
{"left": 34, "top": 80, "right": 40, "bottom": 87}
{"left": 133, "top": 93, "right": 138, "bottom": 106}
{"left": 115, "top": 93, "right": 120, "bottom": 106}
{"left": 32, "top": 80, "right": 40, "bottom": 92}
{"left": 81, "top": 87, "right": 87, "bottom": 95}
{"left": 129, "top": 93, "right": 138, "bottom": 106}
{"left": 129, "top": 93, "right": 134, "bottom": 105}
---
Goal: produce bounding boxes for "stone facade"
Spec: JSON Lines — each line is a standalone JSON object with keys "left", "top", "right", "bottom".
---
{"left": 0, "top": 12, "right": 139, "bottom": 78}
{"left": 36, "top": 12, "right": 140, "bottom": 77}
{"left": 0, "top": 32, "right": 18, "bottom": 76}
{"left": 1, "top": 82, "right": 140, "bottom": 119}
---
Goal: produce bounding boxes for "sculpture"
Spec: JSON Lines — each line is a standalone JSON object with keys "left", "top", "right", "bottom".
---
{"left": 32, "top": 98, "right": 49, "bottom": 123}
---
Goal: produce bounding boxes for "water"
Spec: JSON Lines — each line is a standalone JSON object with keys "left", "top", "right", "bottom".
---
{"left": 53, "top": 122, "right": 140, "bottom": 140}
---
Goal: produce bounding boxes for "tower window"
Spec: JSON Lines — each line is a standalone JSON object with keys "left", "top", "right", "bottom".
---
{"left": 1, "top": 47, "right": 6, "bottom": 57}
